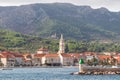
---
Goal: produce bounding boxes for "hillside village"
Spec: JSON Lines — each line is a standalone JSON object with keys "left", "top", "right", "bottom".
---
{"left": 0, "top": 34, "right": 120, "bottom": 68}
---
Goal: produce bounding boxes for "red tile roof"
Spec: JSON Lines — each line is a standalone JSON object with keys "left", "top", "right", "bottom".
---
{"left": 97, "top": 55, "right": 111, "bottom": 60}
{"left": 117, "top": 57, "right": 120, "bottom": 62}
{"left": 23, "top": 54, "right": 31, "bottom": 57}
{"left": 44, "top": 54, "right": 59, "bottom": 57}
{"left": 69, "top": 53, "right": 82, "bottom": 57}
{"left": 11, "top": 52, "right": 23, "bottom": 57}
{"left": 1, "top": 51, "right": 11, "bottom": 54}
{"left": 113, "top": 55, "right": 120, "bottom": 62}
{"left": 1, "top": 51, "right": 23, "bottom": 58}
{"left": 0, "top": 54, "right": 5, "bottom": 58}
{"left": 34, "top": 54, "right": 46, "bottom": 58}
{"left": 61, "top": 54, "right": 72, "bottom": 57}
{"left": 0, "top": 51, "right": 16, "bottom": 58}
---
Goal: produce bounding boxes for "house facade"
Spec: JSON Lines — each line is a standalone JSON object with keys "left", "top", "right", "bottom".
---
{"left": 0, "top": 51, "right": 15, "bottom": 67}
{"left": 10, "top": 52, "right": 24, "bottom": 66}
{"left": 59, "top": 54, "right": 73, "bottom": 66}
{"left": 23, "top": 54, "right": 33, "bottom": 66}
{"left": 33, "top": 54, "right": 46, "bottom": 66}
{"left": 43, "top": 54, "right": 61, "bottom": 66}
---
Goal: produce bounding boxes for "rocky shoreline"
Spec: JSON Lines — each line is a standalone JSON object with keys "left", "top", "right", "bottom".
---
{"left": 70, "top": 67, "right": 120, "bottom": 75}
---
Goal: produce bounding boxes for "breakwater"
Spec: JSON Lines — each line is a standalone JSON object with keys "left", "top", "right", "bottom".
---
{"left": 71, "top": 67, "right": 120, "bottom": 75}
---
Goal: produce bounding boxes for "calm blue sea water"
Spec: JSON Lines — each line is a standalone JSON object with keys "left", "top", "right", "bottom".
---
{"left": 0, "top": 67, "right": 119, "bottom": 80}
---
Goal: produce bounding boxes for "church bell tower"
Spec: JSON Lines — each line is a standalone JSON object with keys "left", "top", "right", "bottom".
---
{"left": 58, "top": 34, "right": 65, "bottom": 54}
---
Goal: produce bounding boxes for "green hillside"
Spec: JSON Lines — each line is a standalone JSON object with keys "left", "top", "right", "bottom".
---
{"left": 0, "top": 29, "right": 59, "bottom": 53}
{"left": 0, "top": 29, "right": 120, "bottom": 53}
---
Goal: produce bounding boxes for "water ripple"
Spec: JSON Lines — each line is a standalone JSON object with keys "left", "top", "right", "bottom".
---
{"left": 0, "top": 67, "right": 119, "bottom": 80}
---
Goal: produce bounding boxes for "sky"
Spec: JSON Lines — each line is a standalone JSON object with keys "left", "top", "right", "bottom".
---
{"left": 0, "top": 0, "right": 120, "bottom": 12}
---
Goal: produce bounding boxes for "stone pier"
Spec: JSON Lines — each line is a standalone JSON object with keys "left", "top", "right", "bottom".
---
{"left": 71, "top": 67, "right": 120, "bottom": 75}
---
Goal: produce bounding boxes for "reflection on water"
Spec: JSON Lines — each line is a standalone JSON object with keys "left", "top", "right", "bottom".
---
{"left": 0, "top": 67, "right": 119, "bottom": 80}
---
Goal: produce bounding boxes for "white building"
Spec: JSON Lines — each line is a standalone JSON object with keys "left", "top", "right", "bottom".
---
{"left": 33, "top": 54, "right": 46, "bottom": 66}
{"left": 37, "top": 47, "right": 49, "bottom": 54}
{"left": 0, "top": 51, "right": 15, "bottom": 67}
{"left": 59, "top": 54, "right": 74, "bottom": 66}
{"left": 42, "top": 54, "right": 61, "bottom": 66}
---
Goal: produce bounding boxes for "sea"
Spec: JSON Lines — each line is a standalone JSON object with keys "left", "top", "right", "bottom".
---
{"left": 0, "top": 67, "right": 119, "bottom": 80}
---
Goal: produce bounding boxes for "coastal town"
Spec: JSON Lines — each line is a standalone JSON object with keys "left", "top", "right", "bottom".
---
{"left": 0, "top": 34, "right": 120, "bottom": 68}
{"left": 0, "top": 1, "right": 120, "bottom": 80}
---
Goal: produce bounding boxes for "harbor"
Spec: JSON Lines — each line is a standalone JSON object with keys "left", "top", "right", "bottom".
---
{"left": 71, "top": 59, "right": 120, "bottom": 75}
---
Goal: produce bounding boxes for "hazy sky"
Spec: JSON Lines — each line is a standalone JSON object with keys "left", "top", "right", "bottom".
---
{"left": 0, "top": 0, "right": 120, "bottom": 12}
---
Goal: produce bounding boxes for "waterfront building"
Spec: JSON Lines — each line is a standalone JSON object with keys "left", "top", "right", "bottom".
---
{"left": 33, "top": 54, "right": 46, "bottom": 66}
{"left": 0, "top": 51, "right": 15, "bottom": 67}
{"left": 97, "top": 55, "right": 111, "bottom": 63}
{"left": 42, "top": 54, "right": 61, "bottom": 66}
{"left": 1, "top": 33, "right": 120, "bottom": 67}
{"left": 114, "top": 55, "right": 120, "bottom": 65}
{"left": 10, "top": 52, "right": 24, "bottom": 66}
{"left": 0, "top": 50, "right": 120, "bottom": 67}
{"left": 23, "top": 54, "right": 32, "bottom": 66}
{"left": 33, "top": 53, "right": 82, "bottom": 66}
{"left": 69, "top": 53, "right": 86, "bottom": 66}
{"left": 33, "top": 54, "right": 61, "bottom": 66}
{"left": 59, "top": 54, "right": 74, "bottom": 66}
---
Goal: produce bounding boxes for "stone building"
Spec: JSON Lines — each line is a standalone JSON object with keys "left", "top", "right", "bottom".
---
{"left": 58, "top": 34, "right": 65, "bottom": 54}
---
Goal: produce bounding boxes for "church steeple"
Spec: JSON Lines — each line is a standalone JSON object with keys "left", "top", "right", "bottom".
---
{"left": 60, "top": 34, "right": 63, "bottom": 40}
{"left": 58, "top": 34, "right": 65, "bottom": 54}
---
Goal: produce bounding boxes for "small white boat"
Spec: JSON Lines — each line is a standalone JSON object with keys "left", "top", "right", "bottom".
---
{"left": 1, "top": 68, "right": 13, "bottom": 70}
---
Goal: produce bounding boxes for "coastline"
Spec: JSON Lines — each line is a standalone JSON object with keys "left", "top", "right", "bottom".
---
{"left": 0, "top": 65, "right": 78, "bottom": 69}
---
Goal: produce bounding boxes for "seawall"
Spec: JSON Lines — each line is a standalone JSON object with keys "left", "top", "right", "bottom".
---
{"left": 71, "top": 67, "right": 120, "bottom": 75}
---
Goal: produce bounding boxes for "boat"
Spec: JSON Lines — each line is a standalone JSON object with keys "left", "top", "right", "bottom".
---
{"left": 0, "top": 67, "right": 13, "bottom": 70}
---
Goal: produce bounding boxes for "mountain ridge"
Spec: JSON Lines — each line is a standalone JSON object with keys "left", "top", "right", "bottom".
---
{"left": 0, "top": 3, "right": 120, "bottom": 42}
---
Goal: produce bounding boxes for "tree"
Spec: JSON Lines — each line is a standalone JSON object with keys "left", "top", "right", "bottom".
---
{"left": 91, "top": 56, "right": 98, "bottom": 66}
